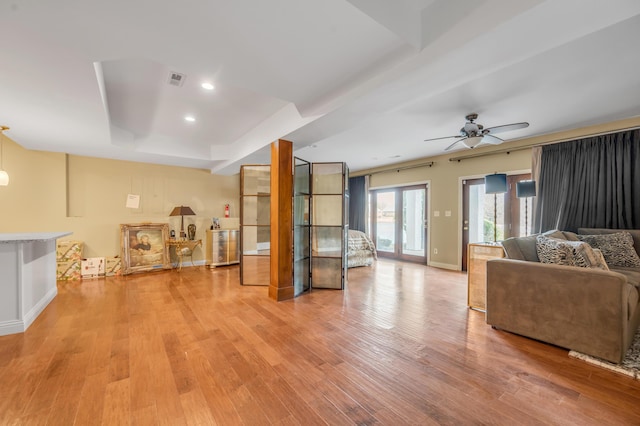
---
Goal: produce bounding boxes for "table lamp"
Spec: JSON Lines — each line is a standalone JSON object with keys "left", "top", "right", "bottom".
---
{"left": 484, "top": 173, "right": 507, "bottom": 242}
{"left": 170, "top": 206, "right": 196, "bottom": 239}
{"left": 516, "top": 180, "right": 536, "bottom": 236}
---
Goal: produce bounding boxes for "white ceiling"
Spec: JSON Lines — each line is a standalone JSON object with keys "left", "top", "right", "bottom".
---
{"left": 2, "top": 0, "right": 640, "bottom": 175}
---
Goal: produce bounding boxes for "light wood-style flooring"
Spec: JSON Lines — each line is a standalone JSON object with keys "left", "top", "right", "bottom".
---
{"left": 1, "top": 259, "right": 640, "bottom": 425}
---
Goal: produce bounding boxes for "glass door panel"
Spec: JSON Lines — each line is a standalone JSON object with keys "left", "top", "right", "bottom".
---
{"left": 311, "top": 162, "right": 347, "bottom": 290}
{"left": 461, "top": 173, "right": 531, "bottom": 270}
{"left": 518, "top": 197, "right": 534, "bottom": 237}
{"left": 294, "top": 158, "right": 311, "bottom": 296}
{"left": 402, "top": 188, "right": 425, "bottom": 257}
{"left": 312, "top": 195, "right": 343, "bottom": 226}
{"left": 374, "top": 191, "right": 396, "bottom": 253}
{"left": 240, "top": 165, "right": 270, "bottom": 286}
{"left": 468, "top": 182, "right": 488, "bottom": 244}
{"left": 371, "top": 185, "right": 427, "bottom": 263}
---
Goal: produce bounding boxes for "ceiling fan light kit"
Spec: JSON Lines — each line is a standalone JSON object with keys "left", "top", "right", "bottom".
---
{"left": 426, "top": 113, "right": 529, "bottom": 151}
{"left": 462, "top": 135, "right": 484, "bottom": 149}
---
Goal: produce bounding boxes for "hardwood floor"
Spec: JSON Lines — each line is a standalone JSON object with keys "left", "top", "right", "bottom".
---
{"left": 1, "top": 259, "right": 640, "bottom": 425}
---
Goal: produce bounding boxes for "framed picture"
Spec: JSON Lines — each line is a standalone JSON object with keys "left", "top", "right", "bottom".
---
{"left": 120, "top": 223, "right": 171, "bottom": 275}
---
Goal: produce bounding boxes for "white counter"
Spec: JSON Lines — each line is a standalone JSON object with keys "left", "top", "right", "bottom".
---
{"left": 0, "top": 232, "right": 72, "bottom": 335}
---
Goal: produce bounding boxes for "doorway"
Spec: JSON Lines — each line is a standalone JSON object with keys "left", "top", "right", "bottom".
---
{"left": 461, "top": 173, "right": 531, "bottom": 271}
{"left": 370, "top": 184, "right": 428, "bottom": 263}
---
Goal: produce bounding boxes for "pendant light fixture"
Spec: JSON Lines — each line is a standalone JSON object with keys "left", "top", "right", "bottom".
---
{"left": 0, "top": 126, "right": 9, "bottom": 186}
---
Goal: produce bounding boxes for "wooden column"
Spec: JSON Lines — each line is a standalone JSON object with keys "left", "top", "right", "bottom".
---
{"left": 269, "top": 139, "right": 294, "bottom": 301}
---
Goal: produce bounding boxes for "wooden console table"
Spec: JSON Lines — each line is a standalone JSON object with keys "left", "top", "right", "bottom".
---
{"left": 467, "top": 242, "right": 505, "bottom": 311}
{"left": 166, "top": 239, "right": 202, "bottom": 270}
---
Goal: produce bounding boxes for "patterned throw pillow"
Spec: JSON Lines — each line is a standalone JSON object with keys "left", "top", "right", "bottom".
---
{"left": 569, "top": 240, "right": 610, "bottom": 270}
{"left": 577, "top": 232, "right": 640, "bottom": 268}
{"left": 536, "top": 235, "right": 609, "bottom": 270}
{"left": 536, "top": 235, "right": 575, "bottom": 265}
{"left": 591, "top": 249, "right": 610, "bottom": 271}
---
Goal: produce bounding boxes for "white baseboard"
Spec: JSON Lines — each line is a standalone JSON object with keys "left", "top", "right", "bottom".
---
{"left": 23, "top": 287, "right": 58, "bottom": 330}
{"left": 0, "top": 286, "right": 58, "bottom": 336}
{"left": 0, "top": 320, "right": 26, "bottom": 336}
{"left": 428, "top": 261, "right": 460, "bottom": 271}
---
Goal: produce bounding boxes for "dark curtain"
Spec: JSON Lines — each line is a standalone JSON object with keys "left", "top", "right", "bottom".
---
{"left": 533, "top": 129, "right": 640, "bottom": 233}
{"left": 349, "top": 175, "right": 367, "bottom": 232}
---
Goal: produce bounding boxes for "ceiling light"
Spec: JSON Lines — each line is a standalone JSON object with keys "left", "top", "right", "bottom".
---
{"left": 184, "top": 116, "right": 196, "bottom": 122}
{"left": 463, "top": 135, "right": 484, "bottom": 149}
{"left": 201, "top": 82, "right": 214, "bottom": 91}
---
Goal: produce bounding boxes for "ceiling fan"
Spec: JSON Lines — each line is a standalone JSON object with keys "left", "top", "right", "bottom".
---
{"left": 425, "top": 113, "right": 529, "bottom": 151}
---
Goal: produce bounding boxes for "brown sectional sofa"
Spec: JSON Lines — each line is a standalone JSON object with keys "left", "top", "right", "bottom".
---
{"left": 486, "top": 228, "right": 640, "bottom": 363}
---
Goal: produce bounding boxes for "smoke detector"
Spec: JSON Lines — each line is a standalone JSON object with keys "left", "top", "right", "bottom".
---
{"left": 168, "top": 71, "right": 186, "bottom": 87}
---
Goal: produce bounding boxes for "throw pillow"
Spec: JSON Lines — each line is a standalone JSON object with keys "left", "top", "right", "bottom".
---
{"left": 536, "top": 235, "right": 608, "bottom": 270}
{"left": 536, "top": 235, "right": 575, "bottom": 266}
{"left": 592, "top": 248, "right": 610, "bottom": 271}
{"left": 569, "top": 240, "right": 610, "bottom": 270}
{"left": 577, "top": 232, "right": 640, "bottom": 268}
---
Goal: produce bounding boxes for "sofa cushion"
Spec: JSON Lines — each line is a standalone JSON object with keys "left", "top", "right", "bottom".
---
{"left": 536, "top": 235, "right": 609, "bottom": 270}
{"left": 562, "top": 231, "right": 581, "bottom": 241}
{"left": 502, "top": 235, "right": 538, "bottom": 261}
{"left": 577, "top": 232, "right": 640, "bottom": 268}
{"left": 611, "top": 266, "right": 640, "bottom": 288}
{"left": 501, "top": 230, "right": 567, "bottom": 262}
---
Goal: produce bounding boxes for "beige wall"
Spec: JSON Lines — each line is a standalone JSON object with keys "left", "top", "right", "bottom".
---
{"left": 358, "top": 117, "right": 640, "bottom": 270}
{"left": 2, "top": 116, "right": 639, "bottom": 269}
{"left": 0, "top": 139, "right": 239, "bottom": 262}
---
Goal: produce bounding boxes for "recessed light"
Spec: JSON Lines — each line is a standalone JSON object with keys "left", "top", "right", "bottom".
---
{"left": 184, "top": 115, "right": 196, "bottom": 122}
{"left": 201, "top": 82, "right": 215, "bottom": 90}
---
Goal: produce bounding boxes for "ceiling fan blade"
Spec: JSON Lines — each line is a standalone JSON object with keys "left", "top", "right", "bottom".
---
{"left": 424, "top": 135, "right": 462, "bottom": 142}
{"left": 484, "top": 122, "right": 529, "bottom": 134}
{"left": 481, "top": 134, "right": 503, "bottom": 145}
{"left": 444, "top": 138, "right": 467, "bottom": 151}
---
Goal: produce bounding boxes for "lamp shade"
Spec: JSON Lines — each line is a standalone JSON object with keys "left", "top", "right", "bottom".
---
{"left": 485, "top": 173, "right": 507, "bottom": 194}
{"left": 463, "top": 135, "right": 484, "bottom": 149}
{"left": 516, "top": 180, "right": 536, "bottom": 198}
{"left": 0, "top": 170, "right": 8, "bottom": 186}
{"left": 170, "top": 206, "right": 196, "bottom": 216}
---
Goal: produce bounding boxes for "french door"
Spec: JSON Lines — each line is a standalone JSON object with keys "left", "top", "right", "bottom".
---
{"left": 461, "top": 173, "right": 531, "bottom": 271}
{"left": 370, "top": 184, "right": 428, "bottom": 263}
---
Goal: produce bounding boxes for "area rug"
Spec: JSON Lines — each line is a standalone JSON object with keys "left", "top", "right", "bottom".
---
{"left": 569, "top": 328, "right": 640, "bottom": 380}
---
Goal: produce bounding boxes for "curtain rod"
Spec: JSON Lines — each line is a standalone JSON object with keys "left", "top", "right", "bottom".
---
{"left": 360, "top": 161, "right": 434, "bottom": 176}
{"left": 448, "top": 125, "right": 640, "bottom": 162}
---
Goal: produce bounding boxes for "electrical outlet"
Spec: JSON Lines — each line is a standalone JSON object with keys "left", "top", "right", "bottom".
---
{"left": 434, "top": 248, "right": 438, "bottom": 254}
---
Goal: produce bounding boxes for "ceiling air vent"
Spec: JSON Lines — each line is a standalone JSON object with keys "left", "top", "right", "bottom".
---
{"left": 168, "top": 71, "right": 186, "bottom": 87}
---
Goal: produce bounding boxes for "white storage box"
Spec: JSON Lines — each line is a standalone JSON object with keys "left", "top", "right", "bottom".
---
{"left": 81, "top": 257, "right": 105, "bottom": 278}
